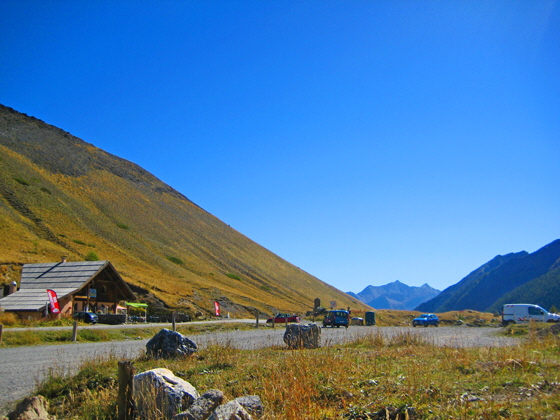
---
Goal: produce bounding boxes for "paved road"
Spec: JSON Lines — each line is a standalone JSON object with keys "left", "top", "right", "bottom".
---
{"left": 0, "top": 324, "right": 519, "bottom": 415}
{"left": 4, "top": 318, "right": 262, "bottom": 332}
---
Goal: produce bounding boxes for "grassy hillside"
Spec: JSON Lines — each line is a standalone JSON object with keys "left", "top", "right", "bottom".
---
{"left": 0, "top": 104, "right": 370, "bottom": 317}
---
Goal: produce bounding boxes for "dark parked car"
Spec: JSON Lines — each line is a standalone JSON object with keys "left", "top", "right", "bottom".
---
{"left": 72, "top": 311, "right": 98, "bottom": 324}
{"left": 266, "top": 313, "right": 300, "bottom": 323}
{"left": 365, "top": 311, "right": 376, "bottom": 326}
{"left": 323, "top": 310, "right": 349, "bottom": 328}
{"left": 412, "top": 313, "right": 439, "bottom": 327}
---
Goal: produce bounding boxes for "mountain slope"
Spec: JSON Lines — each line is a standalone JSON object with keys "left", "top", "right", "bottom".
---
{"left": 0, "top": 104, "right": 369, "bottom": 317}
{"left": 349, "top": 280, "right": 440, "bottom": 310}
{"left": 490, "top": 265, "right": 560, "bottom": 313}
{"left": 415, "top": 252, "right": 527, "bottom": 312}
{"left": 416, "top": 240, "right": 560, "bottom": 313}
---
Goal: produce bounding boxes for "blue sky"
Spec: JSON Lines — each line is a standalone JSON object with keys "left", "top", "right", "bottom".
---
{"left": 1, "top": 1, "right": 559, "bottom": 293}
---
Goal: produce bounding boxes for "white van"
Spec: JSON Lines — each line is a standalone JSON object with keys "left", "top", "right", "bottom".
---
{"left": 501, "top": 304, "right": 560, "bottom": 326}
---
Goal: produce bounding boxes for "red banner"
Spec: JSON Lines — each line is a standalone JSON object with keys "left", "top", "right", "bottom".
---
{"left": 47, "top": 289, "right": 60, "bottom": 314}
{"left": 214, "top": 301, "right": 221, "bottom": 317}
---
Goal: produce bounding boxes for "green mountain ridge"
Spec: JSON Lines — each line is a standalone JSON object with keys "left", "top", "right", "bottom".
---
{"left": 0, "top": 104, "right": 370, "bottom": 317}
{"left": 416, "top": 240, "right": 560, "bottom": 313}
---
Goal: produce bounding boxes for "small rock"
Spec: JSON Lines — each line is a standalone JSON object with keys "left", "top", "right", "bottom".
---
{"left": 7, "top": 395, "right": 54, "bottom": 420}
{"left": 233, "top": 396, "right": 263, "bottom": 418}
{"left": 174, "top": 389, "right": 224, "bottom": 420}
{"left": 208, "top": 401, "right": 252, "bottom": 420}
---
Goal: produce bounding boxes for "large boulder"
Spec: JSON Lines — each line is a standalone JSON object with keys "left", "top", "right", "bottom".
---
{"left": 133, "top": 368, "right": 199, "bottom": 419}
{"left": 146, "top": 329, "right": 198, "bottom": 359}
{"left": 283, "top": 323, "right": 321, "bottom": 349}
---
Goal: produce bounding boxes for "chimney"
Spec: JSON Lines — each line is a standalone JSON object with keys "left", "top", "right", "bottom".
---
{"left": 61, "top": 256, "right": 68, "bottom": 263}
{"left": 4, "top": 280, "right": 17, "bottom": 296}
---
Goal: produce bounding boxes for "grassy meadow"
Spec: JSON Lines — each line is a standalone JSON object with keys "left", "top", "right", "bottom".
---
{"left": 27, "top": 322, "right": 560, "bottom": 420}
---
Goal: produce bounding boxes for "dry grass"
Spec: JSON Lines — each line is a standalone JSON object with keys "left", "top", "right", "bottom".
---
{"left": 0, "top": 311, "right": 18, "bottom": 326}
{"left": 0, "top": 322, "right": 256, "bottom": 347}
{"left": 35, "top": 327, "right": 560, "bottom": 420}
{"left": 0, "top": 127, "right": 369, "bottom": 318}
{"left": 349, "top": 309, "right": 498, "bottom": 328}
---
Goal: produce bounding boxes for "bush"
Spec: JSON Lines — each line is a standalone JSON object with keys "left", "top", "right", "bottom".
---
{"left": 116, "top": 223, "right": 130, "bottom": 230}
{"left": 226, "top": 273, "right": 241, "bottom": 281}
{"left": 85, "top": 251, "right": 99, "bottom": 261}
{"left": 13, "top": 177, "right": 30, "bottom": 186}
{"left": 167, "top": 256, "right": 184, "bottom": 265}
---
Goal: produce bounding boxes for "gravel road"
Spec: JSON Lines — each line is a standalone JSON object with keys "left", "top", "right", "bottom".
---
{"left": 0, "top": 324, "right": 519, "bottom": 415}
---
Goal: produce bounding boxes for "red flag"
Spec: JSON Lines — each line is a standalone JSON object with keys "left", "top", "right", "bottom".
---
{"left": 47, "top": 289, "right": 60, "bottom": 314}
{"left": 214, "top": 301, "right": 221, "bottom": 317}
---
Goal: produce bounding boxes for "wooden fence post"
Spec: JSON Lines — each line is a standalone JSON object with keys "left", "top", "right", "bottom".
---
{"left": 255, "top": 310, "right": 259, "bottom": 329}
{"left": 118, "top": 360, "right": 135, "bottom": 420}
{"left": 172, "top": 312, "right": 176, "bottom": 332}
{"left": 71, "top": 320, "right": 78, "bottom": 342}
{"left": 0, "top": 324, "right": 3, "bottom": 344}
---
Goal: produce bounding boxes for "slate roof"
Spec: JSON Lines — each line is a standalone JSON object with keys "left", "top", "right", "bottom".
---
{"left": 0, "top": 261, "right": 134, "bottom": 311}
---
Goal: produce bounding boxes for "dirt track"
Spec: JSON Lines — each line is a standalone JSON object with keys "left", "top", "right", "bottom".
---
{"left": 0, "top": 324, "right": 520, "bottom": 414}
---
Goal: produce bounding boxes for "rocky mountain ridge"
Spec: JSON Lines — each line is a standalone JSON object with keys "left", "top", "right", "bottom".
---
{"left": 416, "top": 239, "right": 560, "bottom": 313}
{"left": 347, "top": 280, "right": 440, "bottom": 310}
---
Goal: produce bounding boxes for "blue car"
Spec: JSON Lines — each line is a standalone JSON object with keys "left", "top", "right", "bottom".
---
{"left": 412, "top": 313, "right": 439, "bottom": 327}
{"left": 72, "top": 311, "right": 98, "bottom": 324}
{"left": 323, "top": 310, "right": 350, "bottom": 328}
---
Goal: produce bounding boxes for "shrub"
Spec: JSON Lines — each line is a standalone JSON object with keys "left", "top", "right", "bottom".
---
{"left": 13, "top": 177, "right": 30, "bottom": 186}
{"left": 226, "top": 273, "right": 241, "bottom": 281}
{"left": 40, "top": 186, "right": 52, "bottom": 194}
{"left": 167, "top": 256, "right": 184, "bottom": 265}
{"left": 85, "top": 251, "right": 99, "bottom": 261}
{"left": 116, "top": 223, "right": 130, "bottom": 230}
{"left": 73, "top": 239, "right": 86, "bottom": 245}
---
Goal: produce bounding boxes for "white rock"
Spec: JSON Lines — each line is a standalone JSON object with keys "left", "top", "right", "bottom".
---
{"left": 134, "top": 368, "right": 199, "bottom": 419}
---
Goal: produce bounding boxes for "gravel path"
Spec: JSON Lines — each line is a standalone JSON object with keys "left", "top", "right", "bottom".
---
{"left": 0, "top": 325, "right": 519, "bottom": 415}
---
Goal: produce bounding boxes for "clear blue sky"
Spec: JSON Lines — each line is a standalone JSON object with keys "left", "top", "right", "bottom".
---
{"left": 1, "top": 1, "right": 559, "bottom": 293}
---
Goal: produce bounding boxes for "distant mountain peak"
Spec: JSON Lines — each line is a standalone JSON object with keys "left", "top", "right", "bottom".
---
{"left": 350, "top": 280, "right": 440, "bottom": 310}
